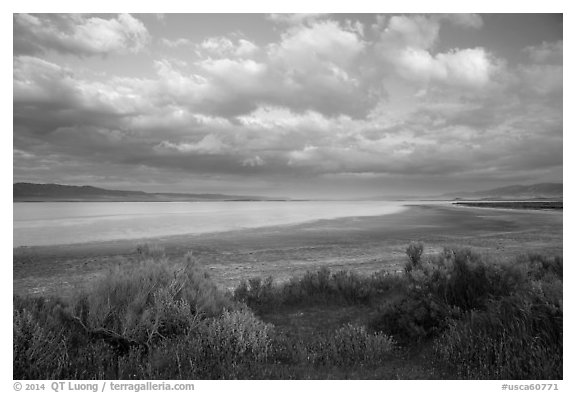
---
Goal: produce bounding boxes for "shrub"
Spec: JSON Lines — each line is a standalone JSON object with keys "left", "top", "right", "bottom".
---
{"left": 434, "top": 291, "right": 562, "bottom": 379}
{"left": 144, "top": 309, "right": 274, "bottom": 379}
{"left": 514, "top": 253, "right": 563, "bottom": 281}
{"left": 234, "top": 276, "right": 275, "bottom": 308}
{"left": 13, "top": 307, "right": 68, "bottom": 379}
{"left": 370, "top": 247, "right": 561, "bottom": 345}
{"left": 405, "top": 242, "right": 424, "bottom": 272}
{"left": 406, "top": 247, "right": 530, "bottom": 311}
{"left": 13, "top": 296, "right": 125, "bottom": 379}
{"left": 197, "top": 309, "right": 273, "bottom": 362}
{"left": 72, "top": 252, "right": 232, "bottom": 345}
{"left": 270, "top": 323, "right": 394, "bottom": 368}
{"left": 369, "top": 294, "right": 462, "bottom": 343}
{"left": 234, "top": 267, "right": 405, "bottom": 312}
{"left": 135, "top": 243, "right": 166, "bottom": 261}
{"left": 326, "top": 324, "right": 395, "bottom": 365}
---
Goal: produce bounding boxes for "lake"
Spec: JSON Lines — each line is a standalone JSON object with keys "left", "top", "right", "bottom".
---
{"left": 13, "top": 201, "right": 409, "bottom": 247}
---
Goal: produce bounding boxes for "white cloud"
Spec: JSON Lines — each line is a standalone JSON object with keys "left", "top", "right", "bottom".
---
{"left": 14, "top": 56, "right": 140, "bottom": 113}
{"left": 238, "top": 106, "right": 327, "bottom": 129}
{"left": 200, "top": 37, "right": 234, "bottom": 54}
{"left": 199, "top": 58, "right": 266, "bottom": 79}
{"left": 377, "top": 15, "right": 441, "bottom": 51}
{"left": 155, "top": 135, "right": 228, "bottom": 155}
{"left": 270, "top": 20, "right": 365, "bottom": 69}
{"left": 236, "top": 39, "right": 259, "bottom": 56}
{"left": 374, "top": 14, "right": 497, "bottom": 90}
{"left": 395, "top": 47, "right": 500, "bottom": 88}
{"left": 14, "top": 13, "right": 149, "bottom": 56}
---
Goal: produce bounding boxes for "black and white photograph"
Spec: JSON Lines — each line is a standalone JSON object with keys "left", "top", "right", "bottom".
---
{"left": 11, "top": 8, "right": 564, "bottom": 383}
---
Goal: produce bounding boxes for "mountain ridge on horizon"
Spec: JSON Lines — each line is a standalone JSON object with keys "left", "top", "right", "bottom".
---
{"left": 365, "top": 182, "right": 563, "bottom": 201}
{"left": 14, "top": 182, "right": 563, "bottom": 202}
{"left": 13, "top": 182, "right": 280, "bottom": 202}
{"left": 440, "top": 182, "right": 563, "bottom": 201}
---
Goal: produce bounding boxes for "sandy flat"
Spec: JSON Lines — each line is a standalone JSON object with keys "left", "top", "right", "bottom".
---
{"left": 13, "top": 204, "right": 563, "bottom": 298}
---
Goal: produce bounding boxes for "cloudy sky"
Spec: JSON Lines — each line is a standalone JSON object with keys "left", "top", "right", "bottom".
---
{"left": 13, "top": 13, "right": 562, "bottom": 198}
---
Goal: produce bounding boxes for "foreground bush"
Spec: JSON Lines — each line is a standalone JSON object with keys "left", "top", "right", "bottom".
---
{"left": 73, "top": 252, "right": 233, "bottom": 345}
{"left": 234, "top": 267, "right": 405, "bottom": 311}
{"left": 142, "top": 309, "right": 274, "bottom": 379}
{"left": 13, "top": 296, "right": 124, "bottom": 379}
{"left": 434, "top": 292, "right": 562, "bottom": 379}
{"left": 275, "top": 323, "right": 394, "bottom": 367}
{"left": 13, "top": 302, "right": 68, "bottom": 379}
{"left": 370, "top": 247, "right": 548, "bottom": 341}
{"left": 369, "top": 245, "right": 563, "bottom": 379}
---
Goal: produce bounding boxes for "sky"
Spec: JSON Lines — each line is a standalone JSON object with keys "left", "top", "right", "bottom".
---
{"left": 12, "top": 13, "right": 563, "bottom": 198}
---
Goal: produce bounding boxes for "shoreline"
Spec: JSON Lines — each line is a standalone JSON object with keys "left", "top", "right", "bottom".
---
{"left": 13, "top": 204, "right": 562, "bottom": 298}
{"left": 13, "top": 200, "right": 413, "bottom": 248}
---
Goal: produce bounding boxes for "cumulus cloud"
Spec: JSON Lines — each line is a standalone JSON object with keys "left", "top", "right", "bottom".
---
{"left": 375, "top": 14, "right": 482, "bottom": 52}
{"left": 14, "top": 56, "right": 150, "bottom": 121}
{"left": 14, "top": 13, "right": 149, "bottom": 56}
{"left": 374, "top": 15, "right": 500, "bottom": 89}
{"left": 270, "top": 20, "right": 365, "bottom": 68}
{"left": 156, "top": 19, "right": 372, "bottom": 118}
{"left": 377, "top": 15, "right": 441, "bottom": 51}
{"left": 395, "top": 47, "right": 500, "bottom": 88}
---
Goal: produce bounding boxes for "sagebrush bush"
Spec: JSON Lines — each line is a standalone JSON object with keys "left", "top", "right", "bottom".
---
{"left": 142, "top": 309, "right": 274, "bottom": 379}
{"left": 514, "top": 253, "right": 563, "bottom": 281}
{"left": 135, "top": 243, "right": 166, "bottom": 261}
{"left": 234, "top": 267, "right": 405, "bottom": 311}
{"left": 407, "top": 248, "right": 522, "bottom": 310}
{"left": 369, "top": 292, "right": 463, "bottom": 343}
{"left": 434, "top": 290, "right": 562, "bottom": 379}
{"left": 270, "top": 323, "right": 394, "bottom": 368}
{"left": 326, "top": 323, "right": 395, "bottom": 365}
{"left": 75, "top": 252, "right": 232, "bottom": 344}
{"left": 13, "top": 296, "right": 127, "bottom": 379}
{"left": 196, "top": 309, "right": 273, "bottom": 363}
{"left": 405, "top": 241, "right": 424, "bottom": 272}
{"left": 370, "top": 247, "right": 562, "bottom": 345}
{"left": 13, "top": 307, "right": 68, "bottom": 379}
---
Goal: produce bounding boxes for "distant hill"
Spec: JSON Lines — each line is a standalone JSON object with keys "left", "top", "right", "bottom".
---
{"left": 13, "top": 183, "right": 274, "bottom": 202}
{"left": 441, "top": 183, "right": 562, "bottom": 201}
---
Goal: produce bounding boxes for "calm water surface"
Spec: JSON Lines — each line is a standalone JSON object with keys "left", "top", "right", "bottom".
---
{"left": 13, "top": 201, "right": 409, "bottom": 247}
